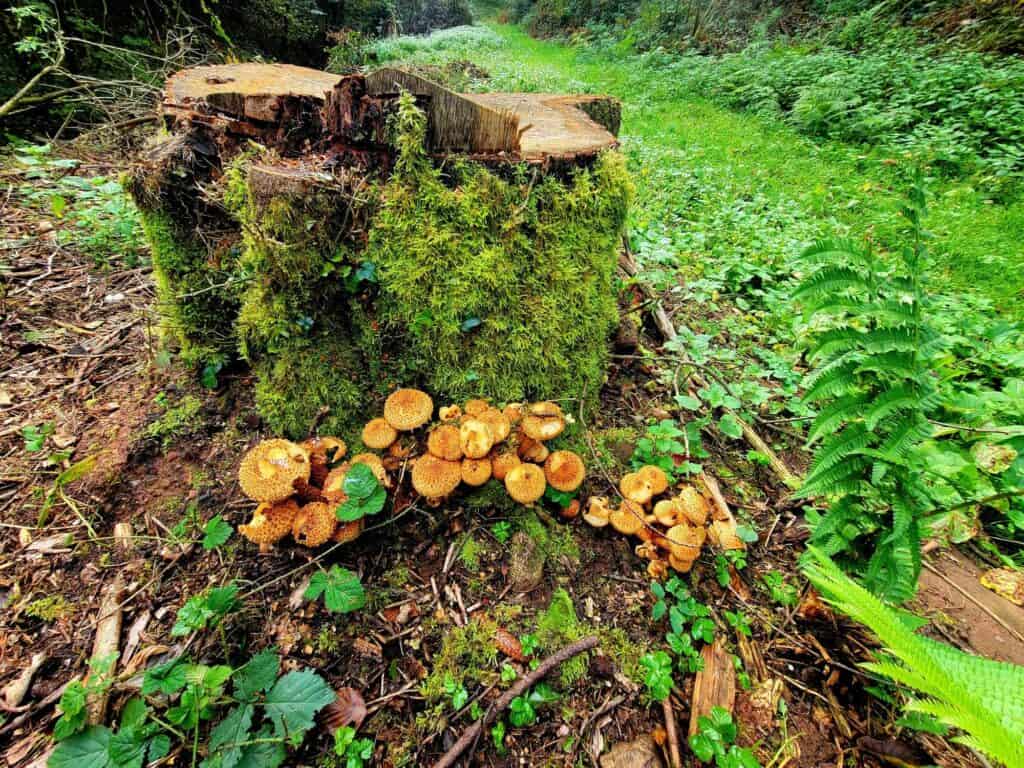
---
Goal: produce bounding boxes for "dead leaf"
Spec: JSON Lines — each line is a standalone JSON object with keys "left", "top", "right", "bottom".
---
{"left": 0, "top": 388, "right": 12, "bottom": 406}
{"left": 381, "top": 601, "right": 420, "bottom": 626}
{"left": 321, "top": 687, "right": 367, "bottom": 733}
{"left": 599, "top": 735, "right": 664, "bottom": 768}
{"left": 980, "top": 567, "right": 1024, "bottom": 606}
{"left": 2, "top": 652, "right": 47, "bottom": 709}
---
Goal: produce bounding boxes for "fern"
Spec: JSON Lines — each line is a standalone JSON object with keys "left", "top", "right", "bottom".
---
{"left": 803, "top": 548, "right": 1024, "bottom": 768}
{"left": 793, "top": 172, "right": 945, "bottom": 600}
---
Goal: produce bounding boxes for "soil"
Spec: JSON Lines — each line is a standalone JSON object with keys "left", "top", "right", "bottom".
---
{"left": 2, "top": 138, "right": 1023, "bottom": 768}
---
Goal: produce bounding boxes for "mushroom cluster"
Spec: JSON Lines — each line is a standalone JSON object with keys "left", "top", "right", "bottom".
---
{"left": 237, "top": 435, "right": 377, "bottom": 552}
{"left": 582, "top": 468, "right": 745, "bottom": 578}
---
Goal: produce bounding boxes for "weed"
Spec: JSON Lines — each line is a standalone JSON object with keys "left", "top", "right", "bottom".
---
{"left": 25, "top": 595, "right": 72, "bottom": 622}
{"left": 305, "top": 566, "right": 366, "bottom": 614}
{"left": 690, "top": 707, "right": 762, "bottom": 767}
{"left": 143, "top": 394, "right": 203, "bottom": 449}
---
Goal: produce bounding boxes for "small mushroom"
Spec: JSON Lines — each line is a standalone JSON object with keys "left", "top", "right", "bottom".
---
{"left": 238, "top": 439, "right": 311, "bottom": 503}
{"left": 521, "top": 407, "right": 566, "bottom": 442}
{"left": 461, "top": 458, "right": 492, "bottom": 487}
{"left": 583, "top": 496, "right": 613, "bottom": 527}
{"left": 490, "top": 449, "right": 521, "bottom": 481}
{"left": 647, "top": 558, "right": 669, "bottom": 581}
{"left": 479, "top": 407, "right": 512, "bottom": 444}
{"left": 503, "top": 403, "right": 524, "bottom": 424}
{"left": 460, "top": 419, "right": 494, "bottom": 459}
{"left": 619, "top": 472, "right": 654, "bottom": 506}
{"left": 439, "top": 405, "right": 462, "bottom": 422}
{"left": 301, "top": 436, "right": 347, "bottom": 463}
{"left": 544, "top": 450, "right": 586, "bottom": 492}
{"left": 411, "top": 454, "right": 462, "bottom": 505}
{"left": 351, "top": 452, "right": 389, "bottom": 488}
{"left": 464, "top": 398, "right": 490, "bottom": 417}
{"left": 609, "top": 500, "right": 645, "bottom": 536}
{"left": 333, "top": 518, "right": 364, "bottom": 544}
{"left": 321, "top": 464, "right": 349, "bottom": 504}
{"left": 428, "top": 424, "right": 463, "bottom": 461}
{"left": 239, "top": 499, "right": 299, "bottom": 553}
{"left": 292, "top": 502, "right": 337, "bottom": 547}
{"left": 383, "top": 388, "right": 434, "bottom": 431}
{"left": 665, "top": 523, "right": 706, "bottom": 562}
{"left": 362, "top": 418, "right": 398, "bottom": 451}
{"left": 652, "top": 499, "right": 681, "bottom": 527}
{"left": 504, "top": 463, "right": 546, "bottom": 504}
{"left": 708, "top": 518, "right": 746, "bottom": 550}
{"left": 517, "top": 434, "right": 550, "bottom": 463}
{"left": 668, "top": 553, "right": 695, "bottom": 573}
{"left": 638, "top": 465, "right": 669, "bottom": 496}
{"left": 676, "top": 485, "right": 709, "bottom": 526}
{"left": 560, "top": 498, "right": 581, "bottom": 520}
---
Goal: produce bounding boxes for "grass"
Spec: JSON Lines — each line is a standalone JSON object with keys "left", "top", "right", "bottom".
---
{"left": 372, "top": 23, "right": 1024, "bottom": 318}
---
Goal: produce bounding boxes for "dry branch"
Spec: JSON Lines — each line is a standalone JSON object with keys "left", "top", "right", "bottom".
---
{"left": 87, "top": 574, "right": 123, "bottom": 725}
{"left": 688, "top": 639, "right": 736, "bottom": 738}
{"left": 432, "top": 635, "right": 600, "bottom": 768}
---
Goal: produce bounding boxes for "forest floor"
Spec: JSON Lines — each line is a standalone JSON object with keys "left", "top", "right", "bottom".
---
{"left": 1, "top": 20, "right": 1024, "bottom": 768}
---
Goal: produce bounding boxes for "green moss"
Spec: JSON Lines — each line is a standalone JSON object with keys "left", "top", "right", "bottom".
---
{"left": 144, "top": 394, "right": 203, "bottom": 448}
{"left": 536, "top": 588, "right": 588, "bottom": 686}
{"left": 457, "top": 533, "right": 487, "bottom": 571}
{"left": 597, "top": 627, "right": 649, "bottom": 685}
{"left": 420, "top": 615, "right": 499, "bottom": 703}
{"left": 516, "top": 509, "right": 580, "bottom": 564}
{"left": 366, "top": 93, "right": 634, "bottom": 410}
{"left": 25, "top": 595, "right": 73, "bottom": 622}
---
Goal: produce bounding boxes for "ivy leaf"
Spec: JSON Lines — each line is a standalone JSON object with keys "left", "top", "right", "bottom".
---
{"left": 264, "top": 669, "right": 336, "bottom": 738}
{"left": 202, "top": 515, "right": 233, "bottom": 550}
{"left": 234, "top": 649, "right": 280, "bottom": 702}
{"left": 306, "top": 566, "right": 366, "bottom": 614}
{"left": 718, "top": 413, "right": 744, "bottom": 440}
{"left": 48, "top": 726, "right": 113, "bottom": 768}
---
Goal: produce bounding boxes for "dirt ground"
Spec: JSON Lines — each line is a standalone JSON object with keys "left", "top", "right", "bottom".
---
{"left": 2, "top": 142, "right": 1023, "bottom": 768}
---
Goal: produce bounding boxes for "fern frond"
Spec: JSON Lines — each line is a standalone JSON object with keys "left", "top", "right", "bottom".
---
{"left": 807, "top": 423, "right": 871, "bottom": 478}
{"left": 863, "top": 384, "right": 920, "bottom": 431}
{"left": 800, "top": 238, "right": 870, "bottom": 267}
{"left": 793, "top": 265, "right": 869, "bottom": 305}
{"left": 797, "top": 455, "right": 871, "bottom": 498}
{"left": 802, "top": 358, "right": 861, "bottom": 404}
{"left": 859, "top": 326, "right": 918, "bottom": 356}
{"left": 855, "top": 351, "right": 918, "bottom": 379}
{"left": 878, "top": 413, "right": 933, "bottom": 460}
{"left": 807, "top": 392, "right": 870, "bottom": 445}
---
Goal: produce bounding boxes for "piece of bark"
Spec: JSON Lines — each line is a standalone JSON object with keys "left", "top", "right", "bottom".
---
{"left": 736, "top": 634, "right": 768, "bottom": 684}
{"left": 599, "top": 734, "right": 664, "bottom": 768}
{"left": 661, "top": 697, "right": 683, "bottom": 768}
{"left": 87, "top": 575, "right": 124, "bottom": 725}
{"left": 688, "top": 639, "right": 736, "bottom": 738}
{"left": 2, "top": 652, "right": 47, "bottom": 710}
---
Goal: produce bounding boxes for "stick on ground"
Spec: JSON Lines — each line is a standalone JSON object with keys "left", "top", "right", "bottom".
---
{"left": 432, "top": 635, "right": 600, "bottom": 768}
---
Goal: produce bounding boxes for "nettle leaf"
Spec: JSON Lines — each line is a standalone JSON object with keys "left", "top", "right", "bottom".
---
{"left": 202, "top": 515, "right": 233, "bottom": 550}
{"left": 234, "top": 649, "right": 280, "bottom": 702}
{"left": 49, "top": 726, "right": 113, "bottom": 768}
{"left": 264, "top": 669, "right": 336, "bottom": 738}
{"left": 306, "top": 566, "right": 366, "bottom": 614}
{"left": 109, "top": 725, "right": 146, "bottom": 768}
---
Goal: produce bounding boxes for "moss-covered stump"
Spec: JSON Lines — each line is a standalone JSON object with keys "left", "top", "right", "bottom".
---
{"left": 131, "top": 65, "right": 633, "bottom": 439}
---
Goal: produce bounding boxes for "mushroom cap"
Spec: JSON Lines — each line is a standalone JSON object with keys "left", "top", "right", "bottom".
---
{"left": 676, "top": 486, "right": 709, "bottom": 527}
{"left": 490, "top": 449, "right": 521, "bottom": 481}
{"left": 351, "top": 453, "right": 389, "bottom": 488}
{"left": 322, "top": 464, "right": 350, "bottom": 504}
{"left": 668, "top": 553, "right": 695, "bottom": 573}
{"left": 544, "top": 450, "right": 586, "bottom": 492}
{"left": 610, "top": 500, "right": 645, "bottom": 535}
{"left": 239, "top": 439, "right": 311, "bottom": 502}
{"left": 647, "top": 558, "right": 669, "bottom": 581}
{"left": 461, "top": 458, "right": 492, "bottom": 487}
{"left": 427, "top": 424, "right": 463, "bottom": 461}
{"left": 529, "top": 401, "right": 563, "bottom": 418}
{"left": 383, "top": 388, "right": 434, "bottom": 431}
{"left": 293, "top": 502, "right": 337, "bottom": 547}
{"left": 638, "top": 465, "right": 669, "bottom": 496}
{"left": 362, "top": 418, "right": 398, "bottom": 450}
{"left": 301, "top": 436, "right": 347, "bottom": 463}
{"left": 478, "top": 407, "right": 512, "bottom": 444}
{"left": 460, "top": 419, "right": 494, "bottom": 460}
{"left": 583, "top": 496, "right": 612, "bottom": 527}
{"left": 412, "top": 454, "right": 462, "bottom": 500}
{"left": 653, "top": 499, "right": 681, "bottom": 527}
{"left": 239, "top": 499, "right": 299, "bottom": 546}
{"left": 708, "top": 519, "right": 745, "bottom": 550}
{"left": 666, "top": 523, "right": 706, "bottom": 561}
{"left": 503, "top": 403, "right": 524, "bottom": 424}
{"left": 560, "top": 498, "right": 581, "bottom": 520}
{"left": 619, "top": 472, "right": 653, "bottom": 506}
{"left": 463, "top": 398, "right": 490, "bottom": 417}
{"left": 504, "top": 463, "right": 546, "bottom": 504}
{"left": 439, "top": 405, "right": 462, "bottom": 422}
{"left": 517, "top": 435, "right": 549, "bottom": 463}
{"left": 333, "top": 518, "right": 364, "bottom": 544}
{"left": 521, "top": 413, "right": 565, "bottom": 442}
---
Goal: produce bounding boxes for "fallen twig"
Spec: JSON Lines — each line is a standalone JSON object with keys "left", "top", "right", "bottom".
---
{"left": 87, "top": 574, "right": 123, "bottom": 725}
{"left": 662, "top": 696, "right": 684, "bottom": 768}
{"left": 432, "top": 635, "right": 600, "bottom": 768}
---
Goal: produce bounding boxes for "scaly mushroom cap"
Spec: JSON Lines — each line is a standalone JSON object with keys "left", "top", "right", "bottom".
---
{"left": 668, "top": 554, "right": 695, "bottom": 573}
{"left": 239, "top": 499, "right": 299, "bottom": 547}
{"left": 239, "top": 439, "right": 311, "bottom": 502}
{"left": 583, "top": 496, "right": 612, "bottom": 527}
{"left": 529, "top": 401, "right": 563, "bottom": 418}
{"left": 461, "top": 458, "right": 492, "bottom": 487}
{"left": 333, "top": 518, "right": 364, "bottom": 544}
{"left": 412, "top": 454, "right": 462, "bottom": 500}
{"left": 521, "top": 412, "right": 565, "bottom": 442}
{"left": 322, "top": 464, "right": 349, "bottom": 504}
{"left": 292, "top": 502, "right": 337, "bottom": 547}
{"left": 439, "top": 405, "right": 462, "bottom": 422}
{"left": 544, "top": 450, "right": 586, "bottom": 492}
{"left": 504, "top": 463, "right": 546, "bottom": 504}
{"left": 666, "top": 523, "right": 706, "bottom": 562}
{"left": 560, "top": 499, "right": 581, "bottom": 520}
{"left": 676, "top": 486, "right": 709, "bottom": 527}
{"left": 517, "top": 434, "right": 549, "bottom": 463}
{"left": 610, "top": 500, "right": 645, "bottom": 536}
{"left": 503, "top": 403, "right": 524, "bottom": 424}
{"left": 478, "top": 408, "right": 512, "bottom": 444}
{"left": 351, "top": 453, "right": 389, "bottom": 488}
{"left": 490, "top": 449, "right": 521, "bottom": 481}
{"left": 638, "top": 465, "right": 669, "bottom": 496}
{"left": 427, "top": 424, "right": 463, "bottom": 461}
{"left": 637, "top": 514, "right": 660, "bottom": 543}
{"left": 708, "top": 519, "right": 745, "bottom": 550}
{"left": 653, "top": 499, "right": 681, "bottom": 527}
{"left": 362, "top": 418, "right": 398, "bottom": 451}
{"left": 460, "top": 419, "right": 494, "bottom": 460}
{"left": 383, "top": 388, "right": 434, "bottom": 431}
{"left": 619, "top": 472, "right": 654, "bottom": 506}
{"left": 301, "top": 436, "right": 347, "bottom": 463}
{"left": 647, "top": 558, "right": 670, "bottom": 581}
{"left": 463, "top": 398, "right": 489, "bottom": 417}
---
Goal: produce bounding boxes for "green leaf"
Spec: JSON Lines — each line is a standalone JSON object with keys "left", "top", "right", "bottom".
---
{"left": 675, "top": 393, "right": 702, "bottom": 410}
{"left": 208, "top": 704, "right": 254, "bottom": 768}
{"left": 508, "top": 697, "right": 536, "bottom": 727}
{"left": 305, "top": 566, "right": 366, "bottom": 614}
{"left": 108, "top": 726, "right": 146, "bottom": 768}
{"left": 234, "top": 649, "right": 279, "bottom": 701}
{"left": 264, "top": 669, "right": 336, "bottom": 738}
{"left": 235, "top": 726, "right": 285, "bottom": 768}
{"left": 142, "top": 658, "right": 188, "bottom": 695}
{"left": 460, "top": 316, "right": 482, "bottom": 332}
{"left": 343, "top": 463, "right": 378, "bottom": 500}
{"left": 689, "top": 731, "right": 716, "bottom": 762}
{"left": 48, "top": 726, "right": 113, "bottom": 768}
{"left": 718, "top": 414, "right": 743, "bottom": 439}
{"left": 202, "top": 515, "right": 233, "bottom": 550}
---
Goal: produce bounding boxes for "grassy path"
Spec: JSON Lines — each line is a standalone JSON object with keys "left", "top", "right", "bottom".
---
{"left": 382, "top": 24, "right": 1024, "bottom": 318}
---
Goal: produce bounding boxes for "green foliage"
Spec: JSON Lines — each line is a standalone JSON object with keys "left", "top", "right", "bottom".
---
{"left": 144, "top": 395, "right": 204, "bottom": 449}
{"left": 51, "top": 649, "right": 334, "bottom": 768}
{"left": 442, "top": 674, "right": 469, "bottom": 710}
{"left": 689, "top": 707, "right": 761, "bottom": 767}
{"left": 201, "top": 515, "right": 233, "bottom": 550}
{"left": 53, "top": 655, "right": 116, "bottom": 741}
{"left": 536, "top": 589, "right": 588, "bottom": 685}
{"left": 650, "top": 577, "right": 711, "bottom": 675}
{"left": 22, "top": 422, "right": 54, "bottom": 452}
{"left": 639, "top": 650, "right": 673, "bottom": 701}
{"left": 335, "top": 464, "right": 387, "bottom": 522}
{"left": 171, "top": 583, "right": 241, "bottom": 637}
{"left": 491, "top": 520, "right": 513, "bottom": 543}
{"left": 803, "top": 548, "right": 1024, "bottom": 767}
{"left": 305, "top": 566, "right": 366, "bottom": 613}
{"left": 420, "top": 616, "right": 499, "bottom": 703}
{"left": 760, "top": 570, "right": 798, "bottom": 607}
{"left": 631, "top": 418, "right": 705, "bottom": 479}
{"left": 26, "top": 595, "right": 72, "bottom": 622}
{"left": 507, "top": 682, "right": 559, "bottom": 726}
{"left": 333, "top": 725, "right": 374, "bottom": 767}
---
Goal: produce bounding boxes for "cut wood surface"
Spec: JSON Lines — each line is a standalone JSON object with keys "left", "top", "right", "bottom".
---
{"left": 688, "top": 638, "right": 736, "bottom": 738}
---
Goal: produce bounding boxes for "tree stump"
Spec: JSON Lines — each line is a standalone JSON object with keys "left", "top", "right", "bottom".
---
{"left": 130, "top": 63, "right": 632, "bottom": 438}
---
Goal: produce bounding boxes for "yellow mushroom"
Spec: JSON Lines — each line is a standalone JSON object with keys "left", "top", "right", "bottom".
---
{"left": 461, "top": 458, "right": 492, "bottom": 487}
{"left": 460, "top": 419, "right": 494, "bottom": 460}
{"left": 383, "top": 388, "right": 434, "bottom": 431}
{"left": 544, "top": 450, "right": 586, "bottom": 492}
{"left": 504, "top": 463, "right": 546, "bottom": 504}
{"left": 238, "top": 439, "right": 311, "bottom": 503}
{"left": 362, "top": 418, "right": 398, "bottom": 451}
